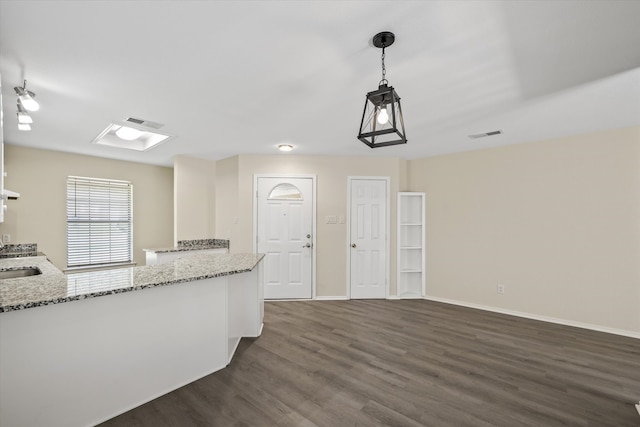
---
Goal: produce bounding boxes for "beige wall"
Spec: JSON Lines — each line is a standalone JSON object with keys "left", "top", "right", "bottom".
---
{"left": 408, "top": 126, "right": 640, "bottom": 334}
{"left": 7, "top": 127, "right": 637, "bottom": 335}
{"left": 214, "top": 155, "right": 240, "bottom": 244}
{"left": 215, "top": 154, "right": 406, "bottom": 297}
{"left": 0, "top": 145, "right": 174, "bottom": 270}
{"left": 174, "top": 155, "right": 215, "bottom": 243}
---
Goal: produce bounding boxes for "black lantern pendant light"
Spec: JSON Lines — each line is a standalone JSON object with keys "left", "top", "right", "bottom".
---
{"left": 358, "top": 31, "right": 407, "bottom": 148}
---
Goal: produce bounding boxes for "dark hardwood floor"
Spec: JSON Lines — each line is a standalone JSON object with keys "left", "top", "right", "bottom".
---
{"left": 101, "top": 300, "right": 640, "bottom": 426}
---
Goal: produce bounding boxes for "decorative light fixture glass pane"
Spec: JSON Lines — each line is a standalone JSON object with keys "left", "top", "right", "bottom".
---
{"left": 358, "top": 84, "right": 407, "bottom": 148}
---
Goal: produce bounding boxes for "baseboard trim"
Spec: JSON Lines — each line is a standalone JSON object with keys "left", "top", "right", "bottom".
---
{"left": 424, "top": 296, "right": 640, "bottom": 340}
{"left": 314, "top": 296, "right": 349, "bottom": 301}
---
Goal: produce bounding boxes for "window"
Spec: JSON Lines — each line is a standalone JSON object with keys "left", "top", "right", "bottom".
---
{"left": 66, "top": 176, "right": 133, "bottom": 269}
{"left": 268, "top": 183, "right": 303, "bottom": 200}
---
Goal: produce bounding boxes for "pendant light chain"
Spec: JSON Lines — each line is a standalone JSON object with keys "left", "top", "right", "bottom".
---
{"left": 380, "top": 46, "right": 387, "bottom": 85}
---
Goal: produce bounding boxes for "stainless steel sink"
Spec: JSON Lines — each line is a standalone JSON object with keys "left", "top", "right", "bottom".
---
{"left": 0, "top": 267, "right": 42, "bottom": 279}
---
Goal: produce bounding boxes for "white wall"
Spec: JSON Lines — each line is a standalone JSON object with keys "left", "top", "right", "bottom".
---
{"left": 174, "top": 155, "right": 216, "bottom": 243}
{"left": 214, "top": 155, "right": 240, "bottom": 245}
{"left": 408, "top": 126, "right": 640, "bottom": 335}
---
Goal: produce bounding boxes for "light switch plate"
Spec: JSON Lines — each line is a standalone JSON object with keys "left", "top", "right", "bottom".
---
{"left": 325, "top": 215, "right": 337, "bottom": 224}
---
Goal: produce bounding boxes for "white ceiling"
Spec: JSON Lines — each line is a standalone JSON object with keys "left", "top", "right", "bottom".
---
{"left": 1, "top": 0, "right": 639, "bottom": 167}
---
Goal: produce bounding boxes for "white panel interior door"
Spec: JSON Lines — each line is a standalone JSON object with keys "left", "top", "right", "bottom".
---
{"left": 257, "top": 178, "right": 313, "bottom": 299}
{"left": 350, "top": 178, "right": 387, "bottom": 299}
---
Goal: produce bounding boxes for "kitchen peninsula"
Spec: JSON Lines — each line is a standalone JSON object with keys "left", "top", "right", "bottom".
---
{"left": 0, "top": 252, "right": 264, "bottom": 427}
{"left": 144, "top": 238, "right": 229, "bottom": 265}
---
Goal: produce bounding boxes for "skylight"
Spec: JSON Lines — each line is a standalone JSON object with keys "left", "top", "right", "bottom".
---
{"left": 91, "top": 122, "right": 174, "bottom": 151}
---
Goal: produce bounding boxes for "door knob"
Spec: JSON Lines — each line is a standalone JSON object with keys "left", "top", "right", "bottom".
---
{"left": 303, "top": 243, "right": 312, "bottom": 248}
{"left": 351, "top": 243, "right": 356, "bottom": 248}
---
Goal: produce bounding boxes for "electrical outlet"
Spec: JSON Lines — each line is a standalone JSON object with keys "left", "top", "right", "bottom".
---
{"left": 497, "top": 284, "right": 505, "bottom": 294}
{"left": 338, "top": 215, "right": 345, "bottom": 224}
{"left": 1, "top": 234, "right": 10, "bottom": 243}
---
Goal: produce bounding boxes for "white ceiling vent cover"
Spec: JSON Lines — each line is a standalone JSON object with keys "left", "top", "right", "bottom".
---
{"left": 468, "top": 130, "right": 503, "bottom": 139}
{"left": 124, "top": 117, "right": 164, "bottom": 130}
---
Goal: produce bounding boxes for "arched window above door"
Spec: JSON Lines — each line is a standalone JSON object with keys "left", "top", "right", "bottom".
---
{"left": 268, "top": 183, "right": 303, "bottom": 200}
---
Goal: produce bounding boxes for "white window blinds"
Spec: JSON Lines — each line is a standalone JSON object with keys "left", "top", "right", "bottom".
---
{"left": 67, "top": 176, "right": 133, "bottom": 268}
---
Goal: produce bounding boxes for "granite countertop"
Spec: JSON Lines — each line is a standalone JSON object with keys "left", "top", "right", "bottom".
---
{"left": 0, "top": 252, "right": 263, "bottom": 313}
{"left": 0, "top": 243, "right": 42, "bottom": 258}
{"left": 0, "top": 251, "right": 45, "bottom": 259}
{"left": 144, "top": 238, "right": 229, "bottom": 253}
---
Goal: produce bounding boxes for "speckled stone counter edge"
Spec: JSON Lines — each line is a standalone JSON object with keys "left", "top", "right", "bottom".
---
{"left": 0, "top": 253, "right": 263, "bottom": 313}
{"left": 178, "top": 239, "right": 229, "bottom": 249}
{"left": 0, "top": 243, "right": 39, "bottom": 258}
{"left": 144, "top": 238, "right": 230, "bottom": 253}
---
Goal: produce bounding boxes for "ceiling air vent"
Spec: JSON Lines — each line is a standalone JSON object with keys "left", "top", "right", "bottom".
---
{"left": 468, "top": 130, "right": 503, "bottom": 139}
{"left": 124, "top": 117, "right": 164, "bottom": 130}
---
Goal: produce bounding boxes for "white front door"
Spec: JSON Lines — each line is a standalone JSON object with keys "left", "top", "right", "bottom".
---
{"left": 349, "top": 178, "right": 388, "bottom": 299}
{"left": 257, "top": 177, "right": 313, "bottom": 299}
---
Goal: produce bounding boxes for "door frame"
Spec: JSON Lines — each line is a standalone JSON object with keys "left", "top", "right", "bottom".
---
{"left": 346, "top": 176, "right": 391, "bottom": 299}
{"left": 253, "top": 174, "right": 317, "bottom": 299}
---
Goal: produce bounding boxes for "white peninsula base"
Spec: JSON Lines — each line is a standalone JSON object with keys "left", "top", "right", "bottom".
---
{"left": 0, "top": 267, "right": 263, "bottom": 427}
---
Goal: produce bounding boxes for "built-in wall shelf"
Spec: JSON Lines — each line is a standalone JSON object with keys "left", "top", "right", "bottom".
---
{"left": 397, "top": 192, "right": 425, "bottom": 299}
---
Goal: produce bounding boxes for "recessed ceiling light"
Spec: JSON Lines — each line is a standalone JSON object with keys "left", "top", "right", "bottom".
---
{"left": 92, "top": 122, "right": 174, "bottom": 152}
{"left": 278, "top": 144, "right": 294, "bottom": 152}
{"left": 115, "top": 126, "right": 144, "bottom": 141}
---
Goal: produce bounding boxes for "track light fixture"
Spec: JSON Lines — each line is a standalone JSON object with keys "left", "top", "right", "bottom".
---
{"left": 14, "top": 80, "right": 40, "bottom": 131}
{"left": 14, "top": 80, "right": 40, "bottom": 112}
{"left": 17, "top": 103, "right": 33, "bottom": 124}
{"left": 357, "top": 31, "right": 407, "bottom": 148}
